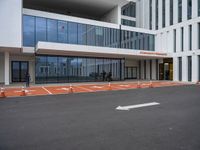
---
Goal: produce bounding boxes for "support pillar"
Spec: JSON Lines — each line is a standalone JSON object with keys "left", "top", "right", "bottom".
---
{"left": 4, "top": 52, "right": 9, "bottom": 85}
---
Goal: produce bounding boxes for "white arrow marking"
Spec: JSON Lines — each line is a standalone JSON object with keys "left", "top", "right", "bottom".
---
{"left": 116, "top": 102, "right": 160, "bottom": 111}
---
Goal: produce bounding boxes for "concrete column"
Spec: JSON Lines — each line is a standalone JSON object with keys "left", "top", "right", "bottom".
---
{"left": 165, "top": 0, "right": 170, "bottom": 27}
{"left": 152, "top": 0, "right": 156, "bottom": 30}
{"left": 158, "top": 0, "right": 162, "bottom": 29}
{"left": 192, "top": 0, "right": 198, "bottom": 18}
{"left": 173, "top": 57, "right": 178, "bottom": 81}
{"left": 4, "top": 51, "right": 9, "bottom": 85}
{"left": 182, "top": 56, "right": 188, "bottom": 82}
{"left": 184, "top": 26, "right": 189, "bottom": 51}
{"left": 192, "top": 23, "right": 198, "bottom": 51}
{"left": 173, "top": 0, "right": 178, "bottom": 24}
{"left": 182, "top": 0, "right": 187, "bottom": 21}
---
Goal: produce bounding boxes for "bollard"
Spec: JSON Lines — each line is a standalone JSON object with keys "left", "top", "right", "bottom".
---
{"left": 137, "top": 81, "right": 141, "bottom": 88}
{"left": 0, "top": 87, "right": 6, "bottom": 98}
{"left": 149, "top": 81, "right": 153, "bottom": 88}
{"left": 20, "top": 86, "right": 26, "bottom": 96}
{"left": 108, "top": 82, "right": 112, "bottom": 91}
{"left": 68, "top": 84, "right": 73, "bottom": 94}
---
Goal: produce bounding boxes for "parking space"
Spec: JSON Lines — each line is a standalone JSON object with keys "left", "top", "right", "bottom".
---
{"left": 0, "top": 81, "right": 188, "bottom": 98}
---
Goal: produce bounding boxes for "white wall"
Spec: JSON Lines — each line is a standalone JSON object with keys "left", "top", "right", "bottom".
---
{"left": 0, "top": 0, "right": 22, "bottom": 48}
{"left": 101, "top": 6, "right": 120, "bottom": 24}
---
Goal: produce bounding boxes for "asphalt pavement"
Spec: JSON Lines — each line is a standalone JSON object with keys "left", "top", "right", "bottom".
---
{"left": 0, "top": 85, "right": 200, "bottom": 150}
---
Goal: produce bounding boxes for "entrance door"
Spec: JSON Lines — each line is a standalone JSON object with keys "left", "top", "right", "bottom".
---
{"left": 125, "top": 67, "right": 137, "bottom": 79}
{"left": 12, "top": 61, "right": 29, "bottom": 82}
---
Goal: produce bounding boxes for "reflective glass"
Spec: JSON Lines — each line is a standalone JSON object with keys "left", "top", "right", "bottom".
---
{"left": 68, "top": 22, "right": 78, "bottom": 44}
{"left": 23, "top": 15, "right": 35, "bottom": 46}
{"left": 58, "top": 21, "right": 68, "bottom": 43}
{"left": 36, "top": 17, "right": 47, "bottom": 43}
{"left": 47, "top": 19, "right": 58, "bottom": 42}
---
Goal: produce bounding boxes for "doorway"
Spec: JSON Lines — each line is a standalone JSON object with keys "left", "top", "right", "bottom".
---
{"left": 12, "top": 61, "right": 29, "bottom": 82}
{"left": 125, "top": 67, "right": 137, "bottom": 79}
{"left": 159, "top": 58, "right": 173, "bottom": 80}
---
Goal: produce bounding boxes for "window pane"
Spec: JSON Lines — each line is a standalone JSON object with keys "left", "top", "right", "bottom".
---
{"left": 23, "top": 15, "right": 35, "bottom": 46}
{"left": 36, "top": 17, "right": 47, "bottom": 43}
{"left": 35, "top": 56, "right": 47, "bottom": 84}
{"left": 87, "top": 25, "right": 96, "bottom": 46}
{"left": 68, "top": 22, "right": 78, "bottom": 44}
{"left": 58, "top": 21, "right": 68, "bottom": 43}
{"left": 47, "top": 19, "right": 58, "bottom": 42}
{"left": 78, "top": 24, "right": 87, "bottom": 45}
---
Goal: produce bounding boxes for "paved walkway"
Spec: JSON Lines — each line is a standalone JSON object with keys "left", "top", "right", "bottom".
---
{"left": 0, "top": 81, "right": 188, "bottom": 98}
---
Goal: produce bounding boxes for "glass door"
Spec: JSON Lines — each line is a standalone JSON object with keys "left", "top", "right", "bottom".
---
{"left": 125, "top": 67, "right": 137, "bottom": 79}
{"left": 12, "top": 61, "right": 29, "bottom": 82}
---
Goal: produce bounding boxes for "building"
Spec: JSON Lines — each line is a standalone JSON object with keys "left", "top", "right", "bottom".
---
{"left": 0, "top": 0, "right": 199, "bottom": 85}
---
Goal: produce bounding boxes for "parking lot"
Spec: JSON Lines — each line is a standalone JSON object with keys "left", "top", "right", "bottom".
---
{"left": 0, "top": 84, "right": 200, "bottom": 150}
{"left": 1, "top": 81, "right": 186, "bottom": 98}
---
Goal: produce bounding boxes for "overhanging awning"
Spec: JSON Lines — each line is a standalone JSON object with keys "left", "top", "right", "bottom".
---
{"left": 36, "top": 41, "right": 172, "bottom": 59}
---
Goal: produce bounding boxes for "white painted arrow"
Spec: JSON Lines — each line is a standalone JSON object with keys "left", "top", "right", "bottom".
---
{"left": 116, "top": 102, "right": 160, "bottom": 111}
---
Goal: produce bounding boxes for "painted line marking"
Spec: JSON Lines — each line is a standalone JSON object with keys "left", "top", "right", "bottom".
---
{"left": 42, "top": 87, "right": 52, "bottom": 95}
{"left": 91, "top": 86, "right": 103, "bottom": 89}
{"left": 116, "top": 102, "right": 160, "bottom": 111}
{"left": 56, "top": 88, "right": 69, "bottom": 91}
{"left": 77, "top": 86, "right": 95, "bottom": 92}
{"left": 119, "top": 84, "right": 130, "bottom": 87}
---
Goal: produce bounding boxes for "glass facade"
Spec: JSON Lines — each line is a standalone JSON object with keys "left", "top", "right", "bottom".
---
{"left": 121, "top": 30, "right": 155, "bottom": 51}
{"left": 23, "top": 15, "right": 155, "bottom": 51}
{"left": 35, "top": 55, "right": 124, "bottom": 84}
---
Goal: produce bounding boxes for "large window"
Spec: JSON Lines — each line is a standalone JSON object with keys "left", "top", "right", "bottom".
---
{"left": 174, "top": 29, "right": 176, "bottom": 52}
{"left": 58, "top": 21, "right": 68, "bottom": 43}
{"left": 121, "top": 2, "right": 136, "bottom": 17}
{"left": 23, "top": 15, "right": 35, "bottom": 47}
{"left": 198, "top": 23, "right": 200, "bottom": 49}
{"left": 149, "top": 0, "right": 152, "bottom": 29}
{"left": 162, "top": 0, "right": 166, "bottom": 28}
{"left": 198, "top": 0, "right": 200, "bottom": 16}
{"left": 189, "top": 25, "right": 192, "bottom": 50}
{"left": 187, "top": 0, "right": 192, "bottom": 20}
{"left": 156, "top": 0, "right": 159, "bottom": 29}
{"left": 178, "top": 0, "right": 182, "bottom": 23}
{"left": 36, "top": 17, "right": 47, "bottom": 43}
{"left": 68, "top": 22, "right": 78, "bottom": 44}
{"left": 188, "top": 56, "right": 192, "bottom": 81}
{"left": 178, "top": 57, "right": 182, "bottom": 81}
{"left": 121, "top": 19, "right": 136, "bottom": 27}
{"left": 35, "top": 55, "right": 124, "bottom": 83}
{"left": 78, "top": 24, "right": 87, "bottom": 45}
{"left": 47, "top": 19, "right": 58, "bottom": 42}
{"left": 170, "top": 0, "right": 173, "bottom": 25}
{"left": 181, "top": 27, "right": 184, "bottom": 51}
